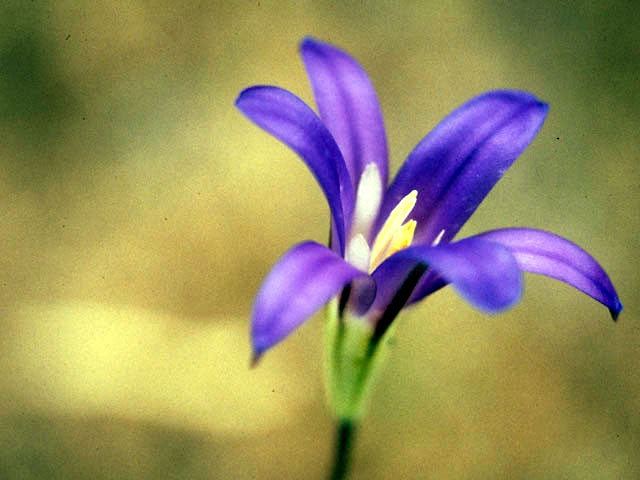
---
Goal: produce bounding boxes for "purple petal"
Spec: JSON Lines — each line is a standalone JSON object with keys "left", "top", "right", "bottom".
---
{"left": 371, "top": 237, "right": 523, "bottom": 315}
{"left": 473, "top": 228, "right": 623, "bottom": 319}
{"left": 375, "top": 90, "right": 548, "bottom": 245}
{"left": 251, "top": 241, "right": 371, "bottom": 357}
{"left": 236, "top": 86, "right": 354, "bottom": 254}
{"left": 406, "top": 270, "right": 447, "bottom": 305}
{"left": 300, "top": 37, "right": 389, "bottom": 188}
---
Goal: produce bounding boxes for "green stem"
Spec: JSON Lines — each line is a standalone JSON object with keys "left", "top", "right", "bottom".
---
{"left": 329, "top": 418, "right": 356, "bottom": 480}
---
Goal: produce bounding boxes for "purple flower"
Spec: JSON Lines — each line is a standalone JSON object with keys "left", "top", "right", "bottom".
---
{"left": 236, "top": 37, "right": 622, "bottom": 360}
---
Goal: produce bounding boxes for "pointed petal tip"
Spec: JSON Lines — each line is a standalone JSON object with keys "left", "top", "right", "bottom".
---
{"left": 486, "top": 90, "right": 549, "bottom": 119}
{"left": 300, "top": 36, "right": 316, "bottom": 49}
{"left": 234, "top": 86, "right": 255, "bottom": 109}
{"left": 234, "top": 85, "right": 265, "bottom": 108}
{"left": 300, "top": 36, "right": 326, "bottom": 54}
{"left": 537, "top": 99, "right": 550, "bottom": 115}
{"left": 522, "top": 92, "right": 549, "bottom": 119}
{"left": 609, "top": 299, "right": 623, "bottom": 322}
{"left": 250, "top": 351, "right": 263, "bottom": 369}
{"left": 234, "top": 90, "right": 246, "bottom": 108}
{"left": 477, "top": 89, "right": 542, "bottom": 104}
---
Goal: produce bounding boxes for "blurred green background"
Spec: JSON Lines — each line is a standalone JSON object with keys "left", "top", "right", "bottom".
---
{"left": 1, "top": 1, "right": 638, "bottom": 478}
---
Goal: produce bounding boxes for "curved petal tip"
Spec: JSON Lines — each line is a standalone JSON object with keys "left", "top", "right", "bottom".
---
{"left": 380, "top": 89, "right": 549, "bottom": 246}
{"left": 250, "top": 351, "right": 263, "bottom": 368}
{"left": 609, "top": 298, "right": 623, "bottom": 321}
{"left": 251, "top": 241, "right": 369, "bottom": 356}
{"left": 235, "top": 85, "right": 263, "bottom": 108}
{"left": 300, "top": 36, "right": 319, "bottom": 51}
{"left": 472, "top": 228, "right": 622, "bottom": 322}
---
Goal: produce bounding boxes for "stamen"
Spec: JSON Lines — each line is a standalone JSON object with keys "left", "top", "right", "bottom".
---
{"left": 369, "top": 190, "right": 417, "bottom": 270}
{"left": 432, "top": 229, "right": 445, "bottom": 246}
{"left": 386, "top": 220, "right": 416, "bottom": 260}
{"left": 346, "top": 234, "right": 371, "bottom": 272}
{"left": 350, "top": 163, "right": 383, "bottom": 240}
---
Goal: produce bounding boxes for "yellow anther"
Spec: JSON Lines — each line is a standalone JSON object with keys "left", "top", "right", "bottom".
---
{"left": 369, "top": 190, "right": 418, "bottom": 271}
{"left": 369, "top": 220, "right": 417, "bottom": 273}
{"left": 386, "top": 220, "right": 416, "bottom": 260}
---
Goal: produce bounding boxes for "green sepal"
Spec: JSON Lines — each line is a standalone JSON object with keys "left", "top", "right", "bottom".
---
{"left": 324, "top": 298, "right": 396, "bottom": 421}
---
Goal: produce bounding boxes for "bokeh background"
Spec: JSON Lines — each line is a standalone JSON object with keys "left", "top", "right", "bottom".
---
{"left": 1, "top": 1, "right": 638, "bottom": 478}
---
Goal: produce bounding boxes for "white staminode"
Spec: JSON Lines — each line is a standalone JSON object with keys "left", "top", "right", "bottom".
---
{"left": 345, "top": 233, "right": 371, "bottom": 273}
{"left": 432, "top": 229, "right": 446, "bottom": 246}
{"left": 345, "top": 164, "right": 419, "bottom": 274}
{"left": 350, "top": 162, "right": 383, "bottom": 241}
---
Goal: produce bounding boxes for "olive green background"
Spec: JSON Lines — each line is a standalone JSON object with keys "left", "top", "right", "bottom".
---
{"left": 1, "top": 1, "right": 638, "bottom": 478}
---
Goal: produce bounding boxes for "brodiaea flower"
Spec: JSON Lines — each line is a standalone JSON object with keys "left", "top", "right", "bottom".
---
{"left": 236, "top": 37, "right": 622, "bottom": 382}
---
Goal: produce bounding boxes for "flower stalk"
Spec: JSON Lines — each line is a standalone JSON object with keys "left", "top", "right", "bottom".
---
{"left": 329, "top": 419, "right": 356, "bottom": 480}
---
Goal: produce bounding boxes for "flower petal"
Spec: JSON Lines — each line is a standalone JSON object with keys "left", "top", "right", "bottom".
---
{"left": 300, "top": 37, "right": 389, "bottom": 188}
{"left": 236, "top": 86, "right": 354, "bottom": 254}
{"left": 473, "top": 228, "right": 623, "bottom": 319}
{"left": 371, "top": 237, "right": 523, "bottom": 315}
{"left": 251, "top": 241, "right": 371, "bottom": 357}
{"left": 375, "top": 90, "right": 548, "bottom": 245}
{"left": 406, "top": 270, "right": 447, "bottom": 305}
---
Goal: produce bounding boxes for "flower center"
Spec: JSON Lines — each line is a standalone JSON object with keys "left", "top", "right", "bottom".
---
{"left": 346, "top": 163, "right": 418, "bottom": 274}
